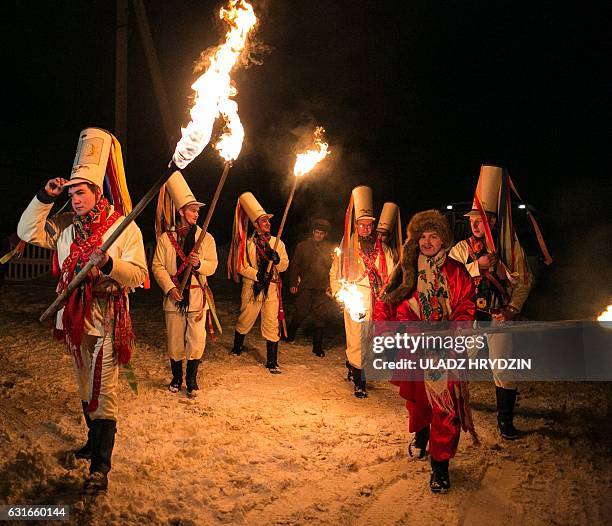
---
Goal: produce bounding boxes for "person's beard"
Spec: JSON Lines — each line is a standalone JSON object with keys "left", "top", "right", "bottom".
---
{"left": 359, "top": 233, "right": 376, "bottom": 256}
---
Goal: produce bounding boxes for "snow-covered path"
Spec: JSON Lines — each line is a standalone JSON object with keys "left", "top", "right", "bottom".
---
{"left": 1, "top": 280, "right": 610, "bottom": 525}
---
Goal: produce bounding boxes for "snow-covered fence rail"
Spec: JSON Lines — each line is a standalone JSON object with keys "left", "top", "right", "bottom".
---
{"left": 5, "top": 243, "right": 53, "bottom": 281}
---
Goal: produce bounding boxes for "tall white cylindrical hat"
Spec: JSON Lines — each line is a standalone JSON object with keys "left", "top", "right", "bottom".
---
{"left": 165, "top": 171, "right": 205, "bottom": 210}
{"left": 64, "top": 128, "right": 113, "bottom": 189}
{"left": 377, "top": 202, "right": 399, "bottom": 232}
{"left": 352, "top": 185, "right": 375, "bottom": 221}
{"left": 238, "top": 192, "right": 273, "bottom": 224}
{"left": 465, "top": 165, "right": 503, "bottom": 217}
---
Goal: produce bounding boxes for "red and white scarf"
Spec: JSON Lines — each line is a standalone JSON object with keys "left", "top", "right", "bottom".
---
{"left": 55, "top": 197, "right": 134, "bottom": 369}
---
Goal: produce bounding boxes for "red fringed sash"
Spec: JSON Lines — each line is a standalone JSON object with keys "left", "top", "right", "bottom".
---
{"left": 56, "top": 207, "right": 120, "bottom": 365}
{"left": 55, "top": 202, "right": 134, "bottom": 378}
{"left": 167, "top": 231, "right": 207, "bottom": 321}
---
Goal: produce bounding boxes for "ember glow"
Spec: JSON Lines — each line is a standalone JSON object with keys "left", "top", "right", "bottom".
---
{"left": 336, "top": 280, "right": 366, "bottom": 323}
{"left": 293, "top": 127, "right": 330, "bottom": 177}
{"left": 173, "top": 0, "right": 256, "bottom": 168}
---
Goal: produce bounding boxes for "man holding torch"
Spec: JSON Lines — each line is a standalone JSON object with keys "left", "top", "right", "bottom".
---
{"left": 17, "top": 128, "right": 148, "bottom": 494}
{"left": 228, "top": 192, "right": 289, "bottom": 373}
{"left": 330, "top": 186, "right": 395, "bottom": 398}
{"left": 152, "top": 171, "right": 218, "bottom": 397}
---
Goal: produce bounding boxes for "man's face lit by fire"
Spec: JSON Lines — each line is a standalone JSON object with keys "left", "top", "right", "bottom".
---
{"left": 256, "top": 216, "right": 271, "bottom": 234}
{"left": 419, "top": 230, "right": 443, "bottom": 257}
{"left": 179, "top": 203, "right": 200, "bottom": 227}
{"left": 312, "top": 229, "right": 327, "bottom": 242}
{"left": 356, "top": 219, "right": 373, "bottom": 238}
{"left": 377, "top": 229, "right": 389, "bottom": 242}
{"left": 469, "top": 214, "right": 496, "bottom": 239}
{"left": 67, "top": 183, "right": 100, "bottom": 217}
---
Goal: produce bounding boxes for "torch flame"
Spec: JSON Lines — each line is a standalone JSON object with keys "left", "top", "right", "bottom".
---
{"left": 597, "top": 304, "right": 612, "bottom": 323}
{"left": 173, "top": 0, "right": 256, "bottom": 168}
{"left": 293, "top": 127, "right": 330, "bottom": 177}
{"left": 336, "top": 280, "right": 367, "bottom": 323}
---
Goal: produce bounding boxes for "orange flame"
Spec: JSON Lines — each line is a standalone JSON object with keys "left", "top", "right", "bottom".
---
{"left": 173, "top": 0, "right": 256, "bottom": 168}
{"left": 336, "top": 280, "right": 367, "bottom": 323}
{"left": 293, "top": 127, "right": 330, "bottom": 177}
{"left": 597, "top": 304, "right": 612, "bottom": 323}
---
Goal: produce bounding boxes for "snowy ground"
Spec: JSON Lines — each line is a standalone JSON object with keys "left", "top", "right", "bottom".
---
{"left": 0, "top": 278, "right": 610, "bottom": 525}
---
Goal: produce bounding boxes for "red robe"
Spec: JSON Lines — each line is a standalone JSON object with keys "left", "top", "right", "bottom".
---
{"left": 374, "top": 257, "right": 476, "bottom": 461}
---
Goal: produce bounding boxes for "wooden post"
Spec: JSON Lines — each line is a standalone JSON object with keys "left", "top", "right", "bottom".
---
{"left": 115, "top": 0, "right": 129, "bottom": 149}
{"left": 132, "top": 0, "right": 175, "bottom": 150}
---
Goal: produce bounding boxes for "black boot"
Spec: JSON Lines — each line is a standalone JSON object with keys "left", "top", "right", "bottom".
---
{"left": 312, "top": 327, "right": 325, "bottom": 357}
{"left": 231, "top": 331, "right": 245, "bottom": 356}
{"left": 75, "top": 401, "right": 92, "bottom": 459}
{"left": 346, "top": 360, "right": 353, "bottom": 382}
{"left": 266, "top": 340, "right": 281, "bottom": 374}
{"left": 496, "top": 386, "right": 520, "bottom": 440}
{"left": 430, "top": 458, "right": 450, "bottom": 493}
{"left": 352, "top": 366, "right": 367, "bottom": 398}
{"left": 286, "top": 320, "right": 299, "bottom": 343}
{"left": 186, "top": 359, "right": 200, "bottom": 398}
{"left": 168, "top": 359, "right": 183, "bottom": 393}
{"left": 84, "top": 419, "right": 116, "bottom": 494}
{"left": 408, "top": 425, "right": 430, "bottom": 460}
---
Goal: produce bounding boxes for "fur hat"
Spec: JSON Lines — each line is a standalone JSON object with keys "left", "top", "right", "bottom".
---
{"left": 406, "top": 209, "right": 452, "bottom": 250}
{"left": 381, "top": 210, "right": 452, "bottom": 304}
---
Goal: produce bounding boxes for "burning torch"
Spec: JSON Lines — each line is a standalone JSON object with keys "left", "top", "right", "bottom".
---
{"left": 40, "top": 0, "right": 257, "bottom": 323}
{"left": 262, "top": 126, "right": 330, "bottom": 282}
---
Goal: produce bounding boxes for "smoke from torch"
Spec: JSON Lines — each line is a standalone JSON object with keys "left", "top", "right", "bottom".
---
{"left": 173, "top": 0, "right": 256, "bottom": 168}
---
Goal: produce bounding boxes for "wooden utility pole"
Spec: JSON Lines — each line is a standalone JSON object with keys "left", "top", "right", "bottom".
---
{"left": 115, "top": 0, "right": 129, "bottom": 149}
{"left": 132, "top": 0, "right": 175, "bottom": 151}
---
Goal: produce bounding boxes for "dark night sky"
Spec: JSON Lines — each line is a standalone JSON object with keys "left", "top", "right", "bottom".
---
{"left": 1, "top": 1, "right": 609, "bottom": 260}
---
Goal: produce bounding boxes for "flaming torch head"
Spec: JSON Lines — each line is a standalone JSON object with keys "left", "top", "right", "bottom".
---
{"left": 172, "top": 0, "right": 257, "bottom": 169}
{"left": 597, "top": 303, "right": 612, "bottom": 329}
{"left": 293, "top": 126, "right": 330, "bottom": 178}
{"left": 336, "top": 280, "right": 367, "bottom": 323}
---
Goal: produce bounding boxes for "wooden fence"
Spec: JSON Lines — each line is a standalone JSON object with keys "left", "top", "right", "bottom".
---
{"left": 5, "top": 243, "right": 54, "bottom": 282}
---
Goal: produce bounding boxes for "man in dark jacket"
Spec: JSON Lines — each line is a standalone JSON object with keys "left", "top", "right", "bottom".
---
{"left": 286, "top": 219, "right": 334, "bottom": 356}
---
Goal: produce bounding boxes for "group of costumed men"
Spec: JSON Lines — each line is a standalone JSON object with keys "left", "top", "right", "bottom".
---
{"left": 16, "top": 124, "right": 542, "bottom": 495}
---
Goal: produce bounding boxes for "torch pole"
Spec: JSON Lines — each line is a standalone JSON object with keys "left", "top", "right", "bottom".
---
{"left": 177, "top": 161, "right": 231, "bottom": 295}
{"left": 265, "top": 176, "right": 298, "bottom": 274}
{"left": 39, "top": 160, "right": 180, "bottom": 323}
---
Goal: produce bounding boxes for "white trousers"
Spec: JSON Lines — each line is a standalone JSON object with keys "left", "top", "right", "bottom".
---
{"left": 72, "top": 334, "right": 119, "bottom": 421}
{"left": 488, "top": 319, "right": 516, "bottom": 389}
{"left": 235, "top": 282, "right": 280, "bottom": 342}
{"left": 343, "top": 307, "right": 372, "bottom": 370}
{"left": 165, "top": 311, "right": 207, "bottom": 361}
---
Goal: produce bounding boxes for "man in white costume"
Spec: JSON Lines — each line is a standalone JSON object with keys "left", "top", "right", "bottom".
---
{"left": 449, "top": 165, "right": 533, "bottom": 439}
{"left": 228, "top": 192, "right": 289, "bottom": 373}
{"left": 152, "top": 171, "right": 218, "bottom": 397}
{"left": 17, "top": 127, "right": 148, "bottom": 493}
{"left": 330, "top": 186, "right": 395, "bottom": 398}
